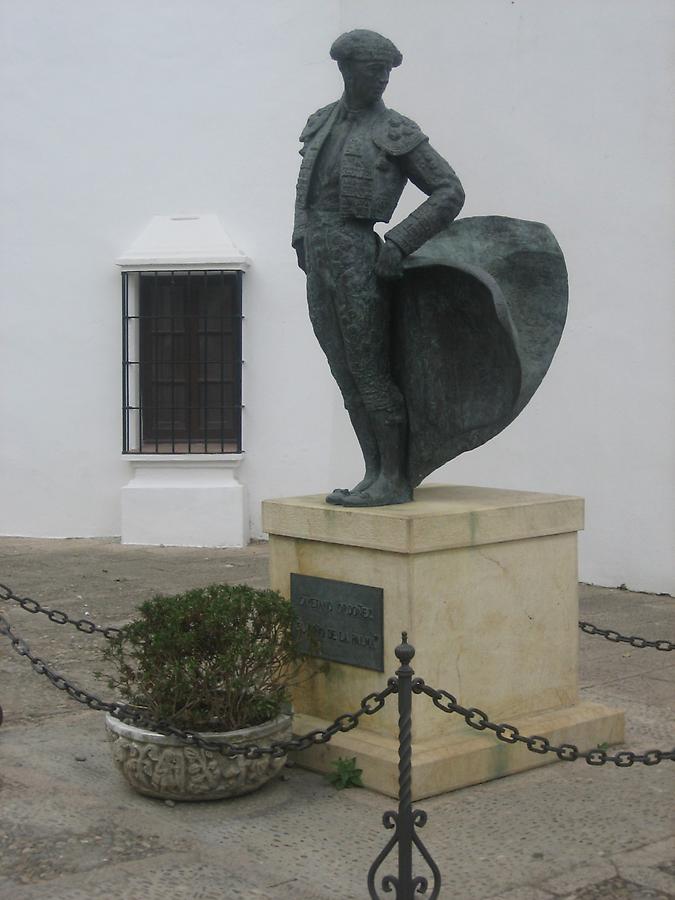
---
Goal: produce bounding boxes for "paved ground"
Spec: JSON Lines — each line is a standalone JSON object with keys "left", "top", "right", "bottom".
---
{"left": 0, "top": 537, "right": 673, "bottom": 900}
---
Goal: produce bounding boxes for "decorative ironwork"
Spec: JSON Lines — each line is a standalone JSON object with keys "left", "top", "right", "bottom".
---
{"left": 368, "top": 634, "right": 441, "bottom": 899}
{"left": 2, "top": 581, "right": 674, "bottom": 898}
{"left": 122, "top": 269, "right": 243, "bottom": 454}
{"left": 0, "top": 583, "right": 121, "bottom": 639}
{"left": 414, "top": 679, "right": 675, "bottom": 766}
{"left": 579, "top": 620, "right": 674, "bottom": 651}
{"left": 5, "top": 581, "right": 673, "bottom": 653}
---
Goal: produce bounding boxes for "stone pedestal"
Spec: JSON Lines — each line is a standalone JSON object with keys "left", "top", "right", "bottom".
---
{"left": 262, "top": 485, "right": 624, "bottom": 800}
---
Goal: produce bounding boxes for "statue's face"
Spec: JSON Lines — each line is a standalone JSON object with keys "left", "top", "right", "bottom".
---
{"left": 342, "top": 59, "right": 392, "bottom": 107}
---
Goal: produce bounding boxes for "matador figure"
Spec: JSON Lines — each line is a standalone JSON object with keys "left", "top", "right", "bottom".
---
{"left": 293, "top": 29, "right": 465, "bottom": 507}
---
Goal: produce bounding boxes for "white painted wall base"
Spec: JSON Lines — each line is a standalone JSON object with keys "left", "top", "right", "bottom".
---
{"left": 121, "top": 456, "right": 248, "bottom": 548}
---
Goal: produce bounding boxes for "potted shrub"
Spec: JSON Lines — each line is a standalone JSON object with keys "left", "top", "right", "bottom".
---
{"left": 101, "top": 583, "right": 306, "bottom": 802}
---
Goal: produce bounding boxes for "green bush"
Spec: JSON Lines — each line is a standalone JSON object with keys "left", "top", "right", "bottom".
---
{"left": 100, "top": 584, "right": 305, "bottom": 732}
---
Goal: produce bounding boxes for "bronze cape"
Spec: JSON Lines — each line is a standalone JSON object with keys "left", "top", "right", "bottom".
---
{"left": 393, "top": 215, "right": 568, "bottom": 486}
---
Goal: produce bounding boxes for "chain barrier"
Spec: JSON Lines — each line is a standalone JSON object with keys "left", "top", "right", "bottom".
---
{"left": 0, "top": 610, "right": 395, "bottom": 756}
{"left": 0, "top": 582, "right": 122, "bottom": 640}
{"left": 3, "top": 583, "right": 673, "bottom": 652}
{"left": 579, "top": 620, "right": 674, "bottom": 651}
{"left": 2, "top": 593, "right": 674, "bottom": 900}
{"left": 414, "top": 678, "right": 674, "bottom": 766}
{"left": 2, "top": 599, "right": 672, "bottom": 767}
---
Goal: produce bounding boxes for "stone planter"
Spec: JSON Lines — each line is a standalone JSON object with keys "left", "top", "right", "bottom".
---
{"left": 105, "top": 712, "right": 292, "bottom": 801}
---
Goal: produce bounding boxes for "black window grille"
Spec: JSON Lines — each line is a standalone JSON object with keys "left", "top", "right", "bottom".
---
{"left": 122, "top": 270, "right": 243, "bottom": 454}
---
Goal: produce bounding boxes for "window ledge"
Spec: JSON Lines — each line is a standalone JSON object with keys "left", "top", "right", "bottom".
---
{"left": 124, "top": 454, "right": 244, "bottom": 467}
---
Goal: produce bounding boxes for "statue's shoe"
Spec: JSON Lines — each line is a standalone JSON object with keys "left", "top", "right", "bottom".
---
{"left": 325, "top": 488, "right": 350, "bottom": 505}
{"left": 341, "top": 487, "right": 413, "bottom": 508}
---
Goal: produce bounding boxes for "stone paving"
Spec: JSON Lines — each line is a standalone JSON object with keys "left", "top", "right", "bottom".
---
{"left": 0, "top": 537, "right": 673, "bottom": 899}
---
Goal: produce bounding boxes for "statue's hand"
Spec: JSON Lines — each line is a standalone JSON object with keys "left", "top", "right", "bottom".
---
{"left": 295, "top": 241, "right": 307, "bottom": 274}
{"left": 375, "top": 241, "right": 404, "bottom": 281}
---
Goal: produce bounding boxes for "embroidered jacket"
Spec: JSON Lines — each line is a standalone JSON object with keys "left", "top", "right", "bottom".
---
{"left": 293, "top": 99, "right": 464, "bottom": 256}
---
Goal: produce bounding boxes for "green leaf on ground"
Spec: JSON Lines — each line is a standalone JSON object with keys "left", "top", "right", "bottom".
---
{"left": 326, "top": 756, "right": 363, "bottom": 790}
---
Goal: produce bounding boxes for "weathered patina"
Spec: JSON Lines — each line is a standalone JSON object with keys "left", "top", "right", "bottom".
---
{"left": 293, "top": 29, "right": 567, "bottom": 507}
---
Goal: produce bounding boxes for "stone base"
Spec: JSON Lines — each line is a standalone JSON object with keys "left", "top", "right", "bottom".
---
{"left": 264, "top": 485, "right": 625, "bottom": 797}
{"left": 291, "top": 701, "right": 625, "bottom": 800}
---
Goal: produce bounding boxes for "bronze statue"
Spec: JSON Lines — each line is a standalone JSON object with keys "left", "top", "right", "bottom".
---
{"left": 293, "top": 30, "right": 568, "bottom": 508}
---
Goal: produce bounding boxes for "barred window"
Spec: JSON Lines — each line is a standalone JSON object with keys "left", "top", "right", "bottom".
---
{"left": 122, "top": 270, "right": 243, "bottom": 453}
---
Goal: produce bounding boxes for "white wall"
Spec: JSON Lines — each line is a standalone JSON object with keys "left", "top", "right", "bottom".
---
{"left": 1, "top": 0, "right": 673, "bottom": 592}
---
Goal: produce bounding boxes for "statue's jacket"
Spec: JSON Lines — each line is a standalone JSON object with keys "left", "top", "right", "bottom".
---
{"left": 293, "top": 99, "right": 465, "bottom": 256}
{"left": 293, "top": 99, "right": 568, "bottom": 488}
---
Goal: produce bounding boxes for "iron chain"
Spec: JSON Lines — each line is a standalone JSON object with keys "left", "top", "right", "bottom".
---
{"left": 2, "top": 578, "right": 673, "bottom": 767}
{"left": 579, "top": 620, "right": 674, "bottom": 652}
{"left": 413, "top": 678, "right": 675, "bottom": 767}
{"left": 3, "top": 584, "right": 672, "bottom": 651}
{"left": 0, "top": 610, "right": 395, "bottom": 755}
{"left": 0, "top": 583, "right": 121, "bottom": 640}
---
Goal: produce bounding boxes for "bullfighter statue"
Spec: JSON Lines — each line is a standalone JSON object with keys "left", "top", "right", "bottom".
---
{"left": 293, "top": 30, "right": 568, "bottom": 507}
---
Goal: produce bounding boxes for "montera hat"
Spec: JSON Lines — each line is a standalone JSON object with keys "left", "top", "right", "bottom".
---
{"left": 330, "top": 30, "right": 402, "bottom": 67}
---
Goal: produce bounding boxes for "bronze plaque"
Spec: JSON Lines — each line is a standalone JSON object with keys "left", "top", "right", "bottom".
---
{"left": 290, "top": 573, "right": 384, "bottom": 672}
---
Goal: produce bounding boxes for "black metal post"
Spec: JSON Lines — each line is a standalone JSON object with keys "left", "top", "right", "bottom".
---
{"left": 367, "top": 633, "right": 441, "bottom": 899}
{"left": 396, "top": 633, "right": 415, "bottom": 894}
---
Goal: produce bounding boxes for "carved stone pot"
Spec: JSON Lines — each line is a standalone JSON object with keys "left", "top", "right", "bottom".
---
{"left": 105, "top": 712, "right": 292, "bottom": 801}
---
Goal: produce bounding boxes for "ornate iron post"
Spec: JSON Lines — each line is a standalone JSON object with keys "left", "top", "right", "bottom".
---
{"left": 367, "top": 633, "right": 441, "bottom": 899}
